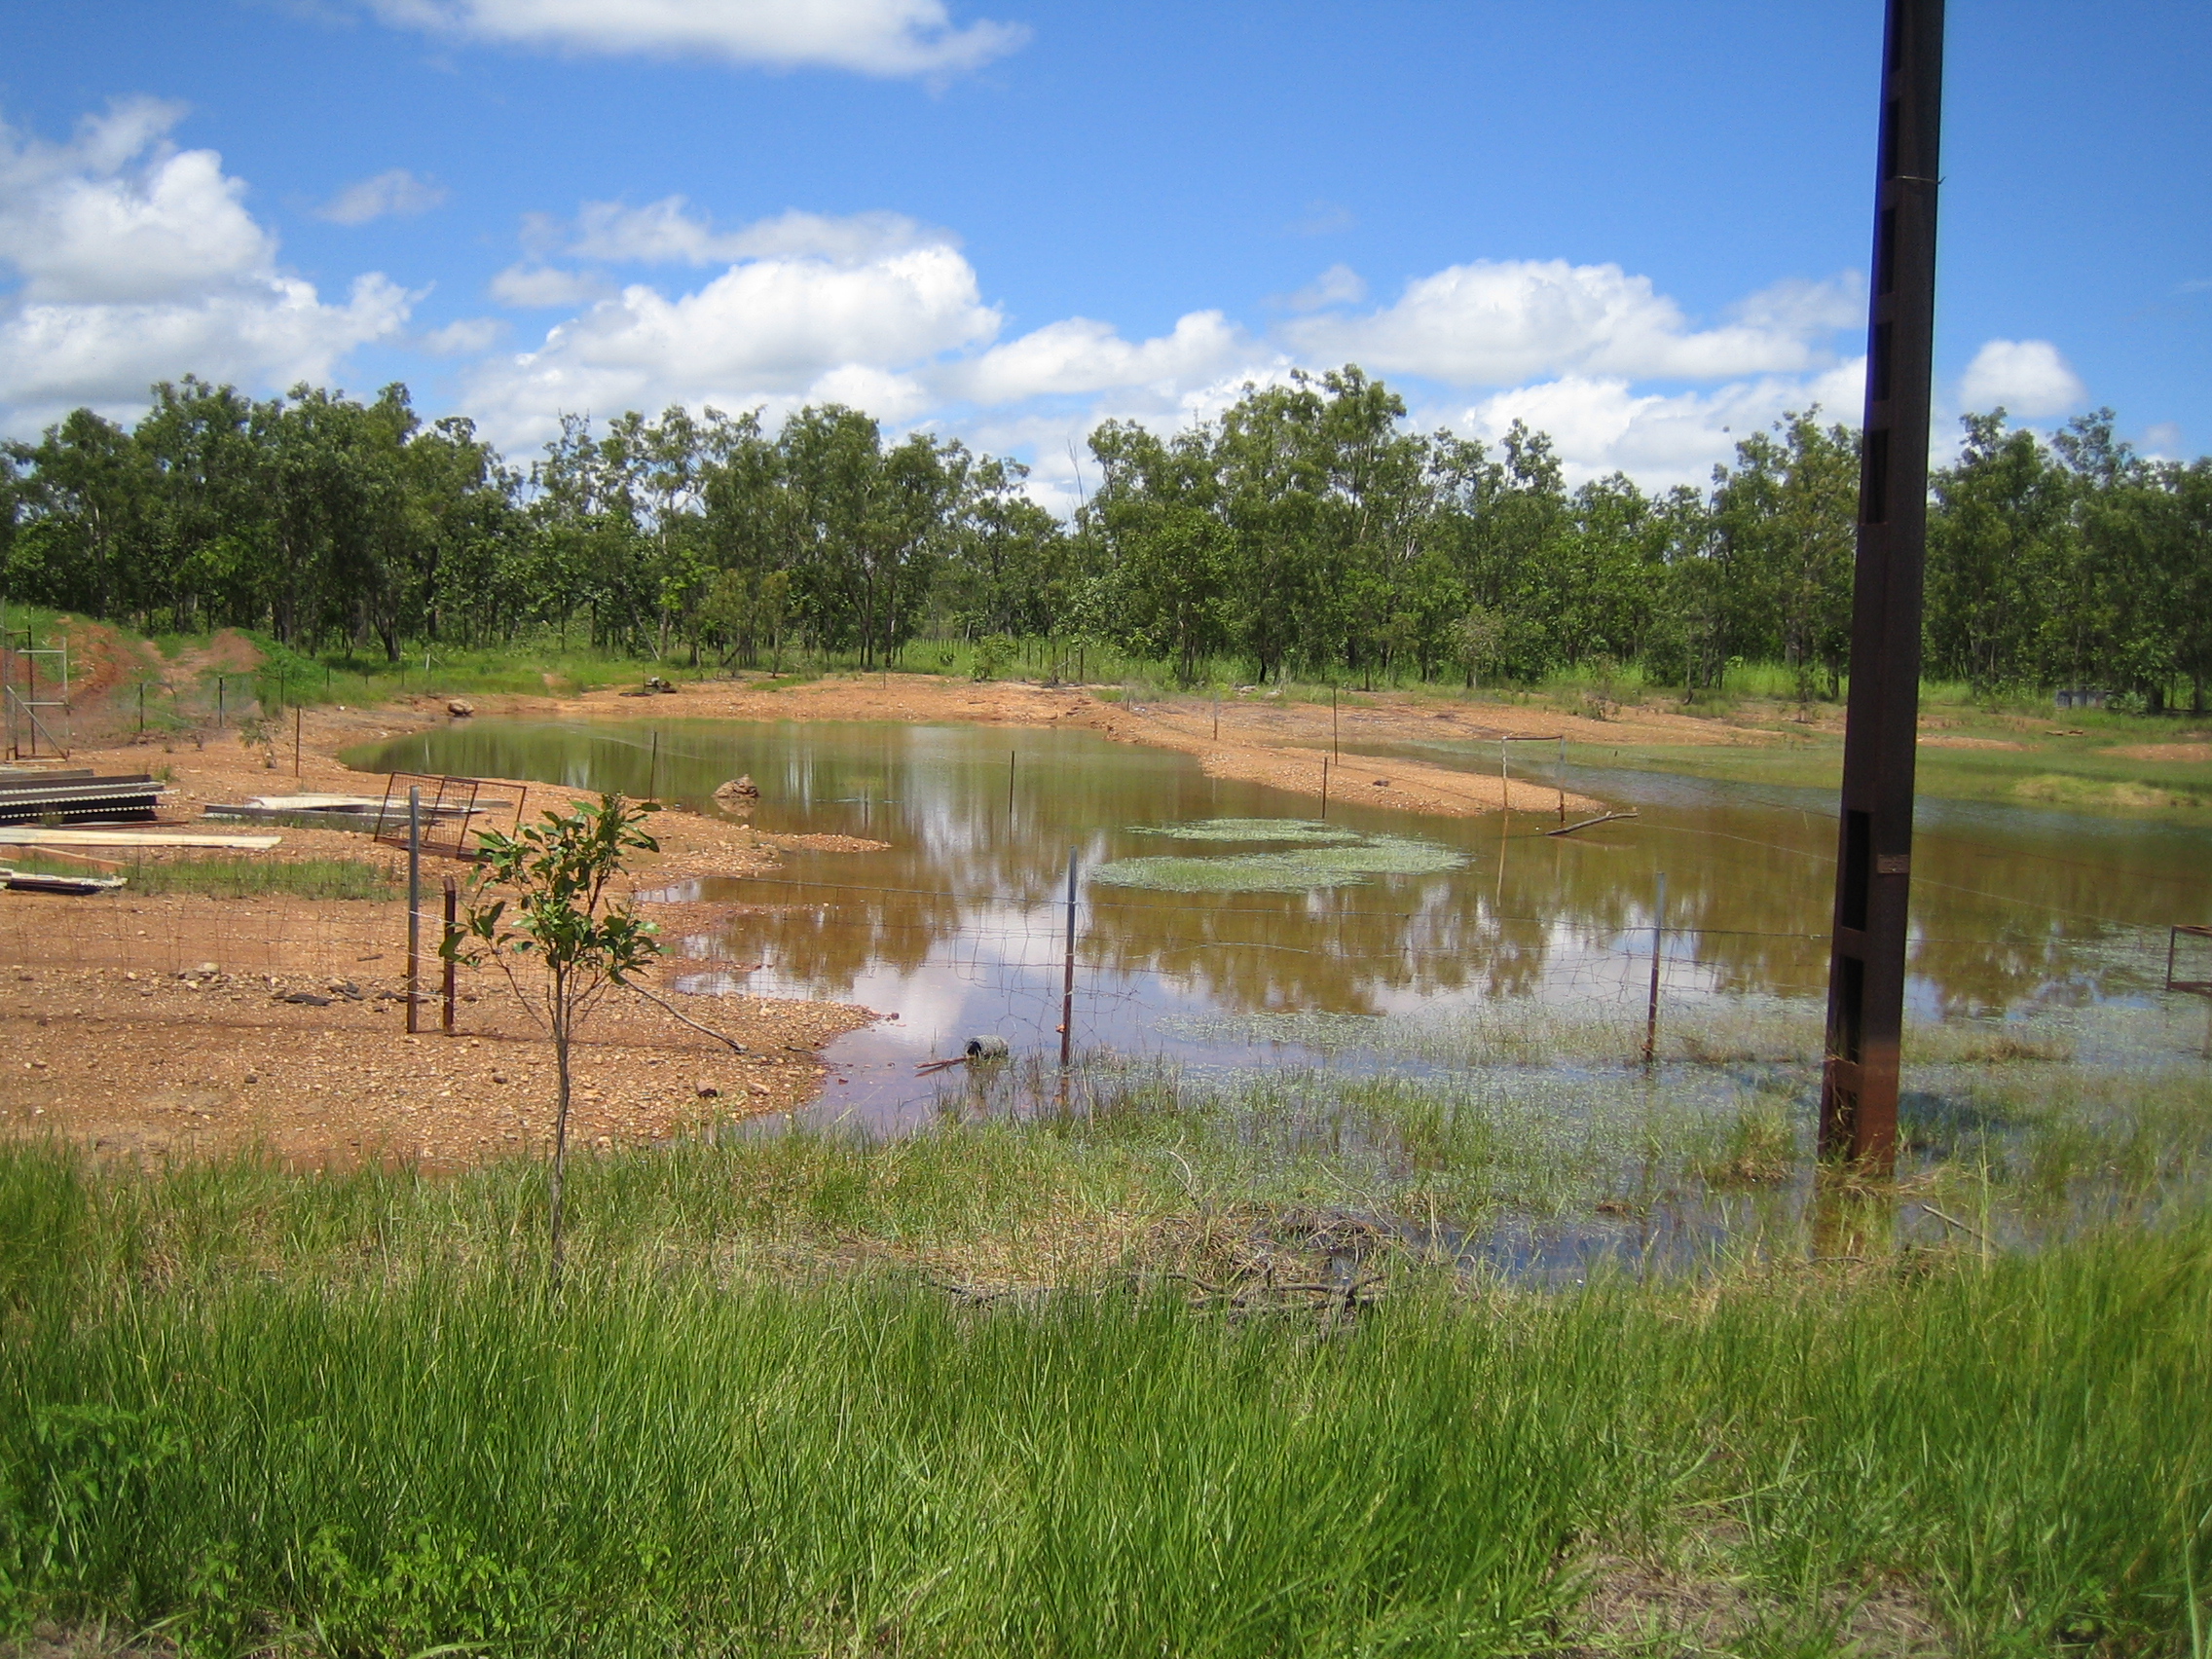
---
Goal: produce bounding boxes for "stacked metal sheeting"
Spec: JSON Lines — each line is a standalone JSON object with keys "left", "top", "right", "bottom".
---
{"left": 0, "top": 770, "right": 168, "bottom": 824}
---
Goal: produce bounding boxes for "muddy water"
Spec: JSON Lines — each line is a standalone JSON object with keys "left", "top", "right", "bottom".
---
{"left": 352, "top": 718, "right": 2212, "bottom": 1136}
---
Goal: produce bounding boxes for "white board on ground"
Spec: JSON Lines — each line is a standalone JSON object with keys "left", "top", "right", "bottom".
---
{"left": 0, "top": 828, "right": 281, "bottom": 850}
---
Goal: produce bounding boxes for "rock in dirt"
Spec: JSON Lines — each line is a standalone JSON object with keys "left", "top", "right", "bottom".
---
{"left": 715, "top": 774, "right": 761, "bottom": 802}
{"left": 446, "top": 699, "right": 474, "bottom": 718}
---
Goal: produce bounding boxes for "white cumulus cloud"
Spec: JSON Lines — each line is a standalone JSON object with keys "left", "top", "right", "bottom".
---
{"left": 947, "top": 312, "right": 1248, "bottom": 404}
{"left": 489, "top": 263, "right": 613, "bottom": 307}
{"left": 1279, "top": 263, "right": 1368, "bottom": 313}
{"left": 1450, "top": 357, "right": 1870, "bottom": 491}
{"left": 466, "top": 242, "right": 999, "bottom": 445}
{"left": 0, "top": 100, "right": 410, "bottom": 433}
{"left": 2141, "top": 422, "right": 2184, "bottom": 461}
{"left": 418, "top": 316, "right": 505, "bottom": 354}
{"left": 1958, "top": 338, "right": 2085, "bottom": 419}
{"left": 365, "top": 0, "right": 1028, "bottom": 77}
{"left": 1287, "top": 260, "right": 1857, "bottom": 386}
{"left": 566, "top": 200, "right": 941, "bottom": 267}
{"left": 317, "top": 167, "right": 447, "bottom": 225}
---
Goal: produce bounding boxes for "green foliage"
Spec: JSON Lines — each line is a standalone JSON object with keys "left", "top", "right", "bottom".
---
{"left": 458, "top": 792, "right": 662, "bottom": 992}
{"left": 6, "top": 371, "right": 2210, "bottom": 708}
{"left": 1928, "top": 408, "right": 2212, "bottom": 709}
{"left": 450, "top": 793, "right": 660, "bottom": 1267}
{"left": 969, "top": 632, "right": 1014, "bottom": 682}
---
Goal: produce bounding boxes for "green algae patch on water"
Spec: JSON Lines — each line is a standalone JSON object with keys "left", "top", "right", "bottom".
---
{"left": 1129, "top": 817, "right": 1361, "bottom": 845}
{"left": 1092, "top": 834, "right": 1466, "bottom": 893}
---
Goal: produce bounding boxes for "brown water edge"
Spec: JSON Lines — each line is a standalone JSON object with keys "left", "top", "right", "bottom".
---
{"left": 359, "top": 719, "right": 2212, "bottom": 1144}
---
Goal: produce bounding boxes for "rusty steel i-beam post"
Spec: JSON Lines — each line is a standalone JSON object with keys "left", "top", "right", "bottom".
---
{"left": 1821, "top": 0, "right": 1945, "bottom": 1172}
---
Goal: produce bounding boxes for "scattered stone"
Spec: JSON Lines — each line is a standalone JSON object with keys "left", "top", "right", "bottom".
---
{"left": 715, "top": 774, "right": 761, "bottom": 802}
{"left": 446, "top": 699, "right": 474, "bottom": 718}
{"left": 277, "top": 991, "right": 332, "bottom": 1007}
{"left": 695, "top": 1085, "right": 720, "bottom": 1099}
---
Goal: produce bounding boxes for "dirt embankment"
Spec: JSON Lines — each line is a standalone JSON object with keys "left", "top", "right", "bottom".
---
{"left": 0, "top": 710, "right": 871, "bottom": 1168}
{"left": 415, "top": 672, "right": 1785, "bottom": 818}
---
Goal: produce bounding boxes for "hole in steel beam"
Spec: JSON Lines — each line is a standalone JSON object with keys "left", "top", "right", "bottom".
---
{"left": 1877, "top": 205, "right": 1898, "bottom": 294}
{"left": 1842, "top": 809, "right": 1871, "bottom": 930}
{"left": 1835, "top": 954, "right": 1866, "bottom": 1063}
{"left": 1861, "top": 429, "right": 1890, "bottom": 524}
{"left": 1871, "top": 320, "right": 1894, "bottom": 403}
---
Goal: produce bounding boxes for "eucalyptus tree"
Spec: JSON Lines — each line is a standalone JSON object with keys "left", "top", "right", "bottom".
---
{"left": 937, "top": 454, "right": 1071, "bottom": 641}
{"left": 1086, "top": 418, "right": 1230, "bottom": 682}
{"left": 1707, "top": 411, "right": 1859, "bottom": 700}
{"left": 1458, "top": 422, "right": 1574, "bottom": 681}
{"left": 1927, "top": 411, "right": 2072, "bottom": 692}
{"left": 2168, "top": 460, "right": 2212, "bottom": 712}
{"left": 132, "top": 377, "right": 264, "bottom": 633}
{"left": 5, "top": 407, "right": 146, "bottom": 623}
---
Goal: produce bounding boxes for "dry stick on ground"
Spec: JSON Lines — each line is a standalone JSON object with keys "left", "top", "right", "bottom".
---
{"left": 622, "top": 977, "right": 748, "bottom": 1052}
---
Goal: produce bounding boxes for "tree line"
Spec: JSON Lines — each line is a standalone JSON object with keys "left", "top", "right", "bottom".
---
{"left": 4, "top": 367, "right": 2207, "bottom": 708}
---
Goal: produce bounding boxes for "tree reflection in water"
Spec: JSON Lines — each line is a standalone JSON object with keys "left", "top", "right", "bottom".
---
{"left": 354, "top": 719, "right": 2212, "bottom": 1129}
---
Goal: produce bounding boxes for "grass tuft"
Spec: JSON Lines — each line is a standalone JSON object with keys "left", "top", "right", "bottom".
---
{"left": 0, "top": 1138, "right": 2206, "bottom": 1654}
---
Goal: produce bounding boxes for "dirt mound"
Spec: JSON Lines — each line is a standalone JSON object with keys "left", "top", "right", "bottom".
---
{"left": 2107, "top": 742, "right": 2212, "bottom": 762}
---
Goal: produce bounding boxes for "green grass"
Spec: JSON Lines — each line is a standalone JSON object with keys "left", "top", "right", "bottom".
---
{"left": 0, "top": 1136, "right": 2207, "bottom": 1656}
{"left": 1569, "top": 725, "right": 2212, "bottom": 815}
{"left": 5, "top": 855, "right": 393, "bottom": 901}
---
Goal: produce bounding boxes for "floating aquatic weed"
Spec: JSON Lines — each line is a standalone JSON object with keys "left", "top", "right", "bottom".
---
{"left": 1129, "top": 817, "right": 1361, "bottom": 845}
{"left": 1092, "top": 835, "right": 1465, "bottom": 893}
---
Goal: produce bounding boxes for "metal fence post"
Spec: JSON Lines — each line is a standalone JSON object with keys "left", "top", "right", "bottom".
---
{"left": 406, "top": 786, "right": 422, "bottom": 1035}
{"left": 1642, "top": 870, "right": 1668, "bottom": 1067}
{"left": 442, "top": 876, "right": 459, "bottom": 1036}
{"left": 1059, "top": 848, "right": 1077, "bottom": 1073}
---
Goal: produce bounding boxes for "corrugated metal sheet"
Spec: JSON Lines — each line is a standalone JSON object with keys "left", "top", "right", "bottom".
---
{"left": 0, "top": 772, "right": 168, "bottom": 824}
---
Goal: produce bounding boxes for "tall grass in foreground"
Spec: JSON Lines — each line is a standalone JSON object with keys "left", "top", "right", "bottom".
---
{"left": 0, "top": 1143, "right": 2207, "bottom": 1655}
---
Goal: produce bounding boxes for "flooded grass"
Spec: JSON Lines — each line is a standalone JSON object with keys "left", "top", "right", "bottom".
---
{"left": 1090, "top": 834, "right": 1466, "bottom": 892}
{"left": 1128, "top": 816, "right": 1362, "bottom": 843}
{"left": 0, "top": 1136, "right": 2207, "bottom": 1655}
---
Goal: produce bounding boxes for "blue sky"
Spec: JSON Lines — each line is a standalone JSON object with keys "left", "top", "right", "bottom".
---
{"left": 2, "top": 0, "right": 2206, "bottom": 503}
